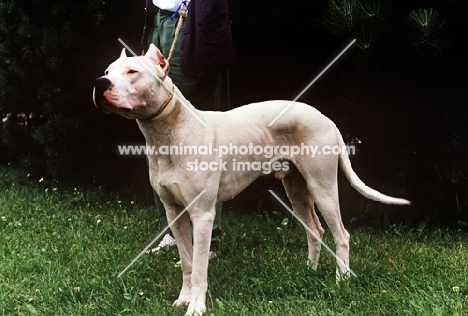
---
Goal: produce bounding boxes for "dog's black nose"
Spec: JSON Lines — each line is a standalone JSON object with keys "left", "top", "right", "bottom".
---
{"left": 94, "top": 77, "right": 113, "bottom": 110}
{"left": 95, "top": 77, "right": 112, "bottom": 95}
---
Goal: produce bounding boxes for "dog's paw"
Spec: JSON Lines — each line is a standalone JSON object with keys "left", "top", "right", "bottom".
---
{"left": 335, "top": 269, "right": 352, "bottom": 284}
{"left": 173, "top": 298, "right": 190, "bottom": 307}
{"left": 185, "top": 301, "right": 206, "bottom": 316}
{"left": 306, "top": 258, "right": 319, "bottom": 270}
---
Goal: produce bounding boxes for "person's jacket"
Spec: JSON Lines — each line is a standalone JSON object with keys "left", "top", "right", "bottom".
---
{"left": 180, "top": 0, "right": 237, "bottom": 78}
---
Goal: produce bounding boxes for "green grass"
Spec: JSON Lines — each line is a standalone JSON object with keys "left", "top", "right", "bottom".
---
{"left": 1, "top": 165, "right": 467, "bottom": 315}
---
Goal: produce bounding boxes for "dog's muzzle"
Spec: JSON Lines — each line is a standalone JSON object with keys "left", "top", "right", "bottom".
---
{"left": 93, "top": 77, "right": 113, "bottom": 110}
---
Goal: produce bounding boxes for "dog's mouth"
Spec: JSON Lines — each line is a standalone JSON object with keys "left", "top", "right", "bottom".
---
{"left": 100, "top": 102, "right": 137, "bottom": 117}
{"left": 95, "top": 97, "right": 148, "bottom": 120}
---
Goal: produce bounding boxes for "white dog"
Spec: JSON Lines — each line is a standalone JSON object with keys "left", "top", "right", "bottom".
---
{"left": 93, "top": 44, "right": 410, "bottom": 315}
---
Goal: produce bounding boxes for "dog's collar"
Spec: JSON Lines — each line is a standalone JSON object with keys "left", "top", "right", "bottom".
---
{"left": 140, "top": 85, "right": 175, "bottom": 121}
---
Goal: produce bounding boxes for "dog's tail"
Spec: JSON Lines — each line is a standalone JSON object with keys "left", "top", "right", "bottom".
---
{"left": 336, "top": 127, "right": 411, "bottom": 205}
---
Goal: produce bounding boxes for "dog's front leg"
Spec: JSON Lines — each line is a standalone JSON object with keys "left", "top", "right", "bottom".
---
{"left": 167, "top": 205, "right": 193, "bottom": 308}
{"left": 185, "top": 206, "right": 215, "bottom": 316}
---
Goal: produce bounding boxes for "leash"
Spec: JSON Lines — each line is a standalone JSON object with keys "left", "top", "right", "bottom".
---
{"left": 166, "top": 1, "right": 189, "bottom": 62}
{"left": 141, "top": 0, "right": 150, "bottom": 55}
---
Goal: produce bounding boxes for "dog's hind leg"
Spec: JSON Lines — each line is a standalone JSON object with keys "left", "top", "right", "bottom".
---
{"left": 313, "top": 192, "right": 350, "bottom": 282}
{"left": 282, "top": 170, "right": 325, "bottom": 270}
{"left": 303, "top": 168, "right": 351, "bottom": 282}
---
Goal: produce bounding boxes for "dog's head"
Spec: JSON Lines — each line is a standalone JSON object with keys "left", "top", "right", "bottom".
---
{"left": 93, "top": 44, "right": 171, "bottom": 120}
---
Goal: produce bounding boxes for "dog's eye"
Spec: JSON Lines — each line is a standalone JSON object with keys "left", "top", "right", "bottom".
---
{"left": 104, "top": 70, "right": 109, "bottom": 75}
{"left": 128, "top": 69, "right": 138, "bottom": 74}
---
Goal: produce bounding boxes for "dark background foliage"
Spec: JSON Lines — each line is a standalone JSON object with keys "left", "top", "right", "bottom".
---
{"left": 0, "top": 0, "right": 467, "bottom": 227}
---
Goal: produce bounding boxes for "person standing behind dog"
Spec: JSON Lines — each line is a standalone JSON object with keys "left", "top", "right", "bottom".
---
{"left": 142, "top": 0, "right": 236, "bottom": 254}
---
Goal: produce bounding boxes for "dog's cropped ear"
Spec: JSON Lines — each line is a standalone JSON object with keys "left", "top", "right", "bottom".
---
{"left": 146, "top": 43, "right": 169, "bottom": 75}
{"left": 119, "top": 48, "right": 127, "bottom": 59}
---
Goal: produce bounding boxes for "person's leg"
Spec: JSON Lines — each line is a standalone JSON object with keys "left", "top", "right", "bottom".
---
{"left": 213, "top": 71, "right": 231, "bottom": 111}
{"left": 149, "top": 13, "right": 226, "bottom": 250}
{"left": 153, "top": 186, "right": 171, "bottom": 235}
{"left": 208, "top": 72, "right": 230, "bottom": 251}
